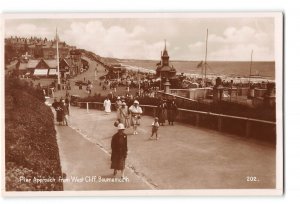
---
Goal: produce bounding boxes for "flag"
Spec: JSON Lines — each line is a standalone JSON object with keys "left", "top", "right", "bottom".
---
{"left": 197, "top": 61, "right": 203, "bottom": 68}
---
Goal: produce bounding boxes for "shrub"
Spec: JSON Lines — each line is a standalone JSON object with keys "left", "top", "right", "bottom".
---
{"left": 5, "top": 77, "right": 63, "bottom": 191}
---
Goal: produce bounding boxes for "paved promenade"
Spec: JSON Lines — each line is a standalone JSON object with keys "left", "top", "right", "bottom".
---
{"left": 55, "top": 105, "right": 276, "bottom": 190}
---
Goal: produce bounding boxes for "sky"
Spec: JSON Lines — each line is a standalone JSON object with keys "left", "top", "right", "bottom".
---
{"left": 4, "top": 17, "right": 275, "bottom": 61}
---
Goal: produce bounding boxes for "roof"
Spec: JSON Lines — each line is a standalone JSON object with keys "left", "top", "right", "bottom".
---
{"left": 65, "top": 58, "right": 73, "bottom": 68}
{"left": 27, "top": 59, "right": 40, "bottom": 69}
{"left": 43, "top": 41, "right": 53, "bottom": 48}
{"left": 60, "top": 58, "right": 71, "bottom": 68}
{"left": 44, "top": 59, "right": 57, "bottom": 68}
{"left": 19, "top": 62, "right": 28, "bottom": 70}
{"left": 162, "top": 49, "right": 169, "bottom": 57}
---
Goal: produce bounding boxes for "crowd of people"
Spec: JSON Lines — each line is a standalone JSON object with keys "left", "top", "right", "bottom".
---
{"left": 103, "top": 94, "right": 178, "bottom": 178}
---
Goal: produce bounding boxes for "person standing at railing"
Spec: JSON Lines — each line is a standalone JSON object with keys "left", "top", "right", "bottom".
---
{"left": 156, "top": 100, "right": 167, "bottom": 126}
{"left": 129, "top": 100, "right": 143, "bottom": 135}
{"left": 167, "top": 99, "right": 178, "bottom": 125}
{"left": 103, "top": 97, "right": 111, "bottom": 114}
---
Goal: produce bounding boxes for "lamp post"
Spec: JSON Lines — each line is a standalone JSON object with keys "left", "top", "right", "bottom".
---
{"left": 138, "top": 68, "right": 141, "bottom": 96}
{"left": 56, "top": 28, "right": 60, "bottom": 88}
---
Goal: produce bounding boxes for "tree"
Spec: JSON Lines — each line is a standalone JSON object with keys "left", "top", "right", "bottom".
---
{"left": 5, "top": 44, "right": 16, "bottom": 65}
{"left": 24, "top": 39, "right": 29, "bottom": 52}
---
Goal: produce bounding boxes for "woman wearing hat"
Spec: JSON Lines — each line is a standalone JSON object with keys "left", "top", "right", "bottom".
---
{"left": 156, "top": 100, "right": 167, "bottom": 126}
{"left": 111, "top": 123, "right": 128, "bottom": 178}
{"left": 117, "top": 102, "right": 130, "bottom": 128}
{"left": 56, "top": 99, "right": 65, "bottom": 125}
{"left": 167, "top": 99, "right": 178, "bottom": 125}
{"left": 115, "top": 96, "right": 122, "bottom": 111}
{"left": 129, "top": 100, "right": 143, "bottom": 135}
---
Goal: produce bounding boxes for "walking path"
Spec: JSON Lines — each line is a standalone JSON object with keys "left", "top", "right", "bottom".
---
{"left": 54, "top": 105, "right": 276, "bottom": 190}
{"left": 55, "top": 114, "right": 151, "bottom": 190}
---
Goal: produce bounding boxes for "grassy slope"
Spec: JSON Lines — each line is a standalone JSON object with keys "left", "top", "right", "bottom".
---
{"left": 5, "top": 79, "right": 63, "bottom": 191}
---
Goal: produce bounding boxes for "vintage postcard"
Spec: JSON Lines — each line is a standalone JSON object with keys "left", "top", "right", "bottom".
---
{"left": 1, "top": 12, "right": 283, "bottom": 196}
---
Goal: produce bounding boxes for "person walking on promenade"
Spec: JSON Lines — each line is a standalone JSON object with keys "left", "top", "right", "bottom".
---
{"left": 111, "top": 123, "right": 128, "bottom": 178}
{"left": 150, "top": 117, "right": 160, "bottom": 140}
{"left": 52, "top": 98, "right": 60, "bottom": 124}
{"left": 167, "top": 99, "right": 178, "bottom": 125}
{"left": 129, "top": 100, "right": 143, "bottom": 135}
{"left": 115, "top": 96, "right": 122, "bottom": 111}
{"left": 103, "top": 97, "right": 111, "bottom": 114}
{"left": 156, "top": 100, "right": 167, "bottom": 126}
{"left": 117, "top": 102, "right": 130, "bottom": 128}
{"left": 61, "top": 99, "right": 69, "bottom": 126}
{"left": 64, "top": 96, "right": 70, "bottom": 116}
{"left": 56, "top": 99, "right": 65, "bottom": 126}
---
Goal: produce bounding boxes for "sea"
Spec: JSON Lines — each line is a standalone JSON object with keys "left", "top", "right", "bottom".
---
{"left": 117, "top": 59, "right": 275, "bottom": 83}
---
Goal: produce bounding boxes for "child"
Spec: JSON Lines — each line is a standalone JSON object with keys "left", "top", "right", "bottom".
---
{"left": 150, "top": 117, "right": 160, "bottom": 140}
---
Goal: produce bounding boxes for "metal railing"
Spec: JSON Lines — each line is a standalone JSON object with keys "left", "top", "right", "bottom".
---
{"left": 75, "top": 101, "right": 276, "bottom": 143}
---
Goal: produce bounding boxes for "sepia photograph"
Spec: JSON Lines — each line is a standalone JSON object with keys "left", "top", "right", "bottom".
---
{"left": 1, "top": 12, "right": 283, "bottom": 196}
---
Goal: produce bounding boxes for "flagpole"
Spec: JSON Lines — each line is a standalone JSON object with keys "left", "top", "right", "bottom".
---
{"left": 248, "top": 50, "right": 253, "bottom": 85}
{"left": 138, "top": 68, "right": 141, "bottom": 96}
{"left": 204, "top": 28, "right": 208, "bottom": 87}
{"left": 56, "top": 28, "right": 60, "bottom": 86}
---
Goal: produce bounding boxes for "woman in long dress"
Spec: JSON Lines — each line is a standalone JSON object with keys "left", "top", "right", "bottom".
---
{"left": 103, "top": 97, "right": 111, "bottom": 114}
{"left": 156, "top": 101, "right": 167, "bottom": 126}
{"left": 111, "top": 123, "right": 127, "bottom": 178}
{"left": 55, "top": 99, "right": 65, "bottom": 125}
{"left": 117, "top": 102, "right": 130, "bottom": 128}
{"left": 52, "top": 99, "right": 60, "bottom": 123}
{"left": 167, "top": 100, "right": 178, "bottom": 125}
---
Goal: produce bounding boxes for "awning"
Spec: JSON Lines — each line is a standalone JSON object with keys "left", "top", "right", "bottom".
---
{"left": 48, "top": 69, "right": 58, "bottom": 76}
{"left": 33, "top": 69, "right": 48, "bottom": 76}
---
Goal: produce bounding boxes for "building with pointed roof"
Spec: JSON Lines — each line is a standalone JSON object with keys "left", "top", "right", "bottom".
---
{"left": 156, "top": 40, "right": 176, "bottom": 79}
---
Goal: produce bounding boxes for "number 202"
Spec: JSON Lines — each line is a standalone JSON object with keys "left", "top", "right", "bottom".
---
{"left": 246, "top": 176, "right": 258, "bottom": 182}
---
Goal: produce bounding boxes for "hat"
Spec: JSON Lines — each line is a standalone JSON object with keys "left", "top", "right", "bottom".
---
{"left": 133, "top": 100, "right": 139, "bottom": 104}
{"left": 122, "top": 102, "right": 126, "bottom": 106}
{"left": 117, "top": 96, "right": 121, "bottom": 100}
{"left": 117, "top": 123, "right": 125, "bottom": 130}
{"left": 154, "top": 117, "right": 159, "bottom": 120}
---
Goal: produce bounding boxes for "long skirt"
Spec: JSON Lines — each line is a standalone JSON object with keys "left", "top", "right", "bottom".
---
{"left": 111, "top": 155, "right": 125, "bottom": 170}
{"left": 104, "top": 105, "right": 111, "bottom": 113}
{"left": 158, "top": 110, "right": 166, "bottom": 124}
{"left": 56, "top": 110, "right": 64, "bottom": 122}
{"left": 120, "top": 116, "right": 130, "bottom": 128}
{"left": 167, "top": 110, "right": 176, "bottom": 122}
